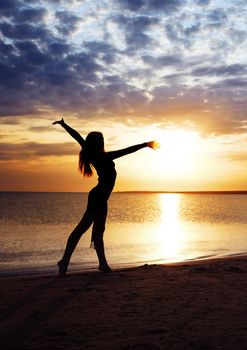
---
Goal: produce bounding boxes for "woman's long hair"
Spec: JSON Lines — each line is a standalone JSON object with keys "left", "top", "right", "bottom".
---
{"left": 79, "top": 132, "right": 104, "bottom": 177}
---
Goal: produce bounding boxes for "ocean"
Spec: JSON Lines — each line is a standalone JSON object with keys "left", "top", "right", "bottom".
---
{"left": 1, "top": 192, "right": 247, "bottom": 276}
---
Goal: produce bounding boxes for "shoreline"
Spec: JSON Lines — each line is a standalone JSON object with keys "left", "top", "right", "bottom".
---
{"left": 1, "top": 252, "right": 247, "bottom": 279}
{"left": 1, "top": 255, "right": 247, "bottom": 349}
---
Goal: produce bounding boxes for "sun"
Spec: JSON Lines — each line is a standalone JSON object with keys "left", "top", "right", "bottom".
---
{"left": 153, "top": 129, "right": 200, "bottom": 176}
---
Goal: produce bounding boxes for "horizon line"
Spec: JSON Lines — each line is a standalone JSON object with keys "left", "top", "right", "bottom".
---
{"left": 1, "top": 190, "right": 247, "bottom": 194}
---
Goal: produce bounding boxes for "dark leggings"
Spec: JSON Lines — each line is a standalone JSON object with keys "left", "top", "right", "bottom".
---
{"left": 61, "top": 192, "right": 109, "bottom": 268}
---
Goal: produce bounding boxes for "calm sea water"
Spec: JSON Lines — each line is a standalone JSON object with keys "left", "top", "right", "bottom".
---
{"left": 1, "top": 192, "right": 247, "bottom": 276}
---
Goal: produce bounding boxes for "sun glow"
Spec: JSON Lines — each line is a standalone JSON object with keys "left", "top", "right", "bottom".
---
{"left": 152, "top": 129, "right": 200, "bottom": 177}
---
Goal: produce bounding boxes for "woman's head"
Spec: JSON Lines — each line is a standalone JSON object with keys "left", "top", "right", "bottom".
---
{"left": 79, "top": 131, "right": 104, "bottom": 177}
{"left": 85, "top": 132, "right": 104, "bottom": 153}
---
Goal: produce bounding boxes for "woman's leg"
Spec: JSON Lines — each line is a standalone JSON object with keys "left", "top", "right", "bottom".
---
{"left": 58, "top": 208, "right": 94, "bottom": 276}
{"left": 92, "top": 203, "right": 111, "bottom": 272}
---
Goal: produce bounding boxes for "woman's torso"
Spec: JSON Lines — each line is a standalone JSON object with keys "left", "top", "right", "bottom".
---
{"left": 91, "top": 152, "right": 117, "bottom": 199}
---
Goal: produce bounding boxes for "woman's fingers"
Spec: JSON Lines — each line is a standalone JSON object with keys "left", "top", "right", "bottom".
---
{"left": 147, "top": 140, "right": 160, "bottom": 149}
{"left": 52, "top": 118, "right": 64, "bottom": 125}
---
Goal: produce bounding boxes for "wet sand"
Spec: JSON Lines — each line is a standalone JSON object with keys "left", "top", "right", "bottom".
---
{"left": 1, "top": 256, "right": 247, "bottom": 350}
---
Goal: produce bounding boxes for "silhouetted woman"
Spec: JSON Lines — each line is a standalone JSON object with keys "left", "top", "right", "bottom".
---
{"left": 53, "top": 118, "right": 158, "bottom": 275}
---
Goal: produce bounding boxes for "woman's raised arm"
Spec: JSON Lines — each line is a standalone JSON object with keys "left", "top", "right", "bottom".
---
{"left": 107, "top": 140, "right": 159, "bottom": 160}
{"left": 53, "top": 118, "right": 84, "bottom": 147}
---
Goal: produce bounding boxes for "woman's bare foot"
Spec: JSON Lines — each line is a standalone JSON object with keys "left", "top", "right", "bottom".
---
{"left": 99, "top": 265, "right": 112, "bottom": 273}
{"left": 58, "top": 260, "right": 68, "bottom": 277}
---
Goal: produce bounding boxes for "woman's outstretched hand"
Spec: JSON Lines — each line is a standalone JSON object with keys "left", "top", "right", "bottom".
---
{"left": 52, "top": 118, "right": 65, "bottom": 126}
{"left": 146, "top": 140, "right": 160, "bottom": 150}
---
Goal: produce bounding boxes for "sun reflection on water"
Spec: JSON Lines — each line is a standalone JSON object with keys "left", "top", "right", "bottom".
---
{"left": 157, "top": 193, "right": 185, "bottom": 260}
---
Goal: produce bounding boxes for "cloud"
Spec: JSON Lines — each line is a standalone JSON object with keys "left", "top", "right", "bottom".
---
{"left": 84, "top": 41, "right": 118, "bottom": 64}
{"left": 228, "top": 29, "right": 247, "bottom": 45}
{"left": 0, "top": 141, "right": 78, "bottom": 160}
{"left": 165, "top": 22, "right": 201, "bottom": 49}
{"left": 0, "top": 0, "right": 246, "bottom": 137}
{"left": 192, "top": 64, "right": 247, "bottom": 77}
{"left": 117, "top": 0, "right": 145, "bottom": 11}
{"left": 109, "top": 14, "right": 159, "bottom": 51}
{"left": 226, "top": 152, "right": 247, "bottom": 162}
{"left": 195, "top": 0, "right": 211, "bottom": 5}
{"left": 118, "top": 0, "right": 183, "bottom": 12}
{"left": 28, "top": 126, "right": 52, "bottom": 133}
{"left": 212, "top": 77, "right": 247, "bottom": 89}
{"left": 142, "top": 54, "right": 182, "bottom": 67}
{"left": 207, "top": 9, "right": 227, "bottom": 23}
{"left": 0, "top": 21, "right": 51, "bottom": 40}
{"left": 55, "top": 11, "right": 82, "bottom": 35}
{"left": 0, "top": 0, "right": 19, "bottom": 12}
{"left": 14, "top": 7, "right": 47, "bottom": 23}
{"left": 183, "top": 23, "right": 201, "bottom": 36}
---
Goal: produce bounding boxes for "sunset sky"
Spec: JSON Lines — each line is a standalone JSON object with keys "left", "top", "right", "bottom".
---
{"left": 1, "top": 0, "right": 247, "bottom": 192}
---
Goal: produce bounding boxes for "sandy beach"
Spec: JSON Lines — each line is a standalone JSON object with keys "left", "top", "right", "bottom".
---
{"left": 1, "top": 256, "right": 247, "bottom": 350}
